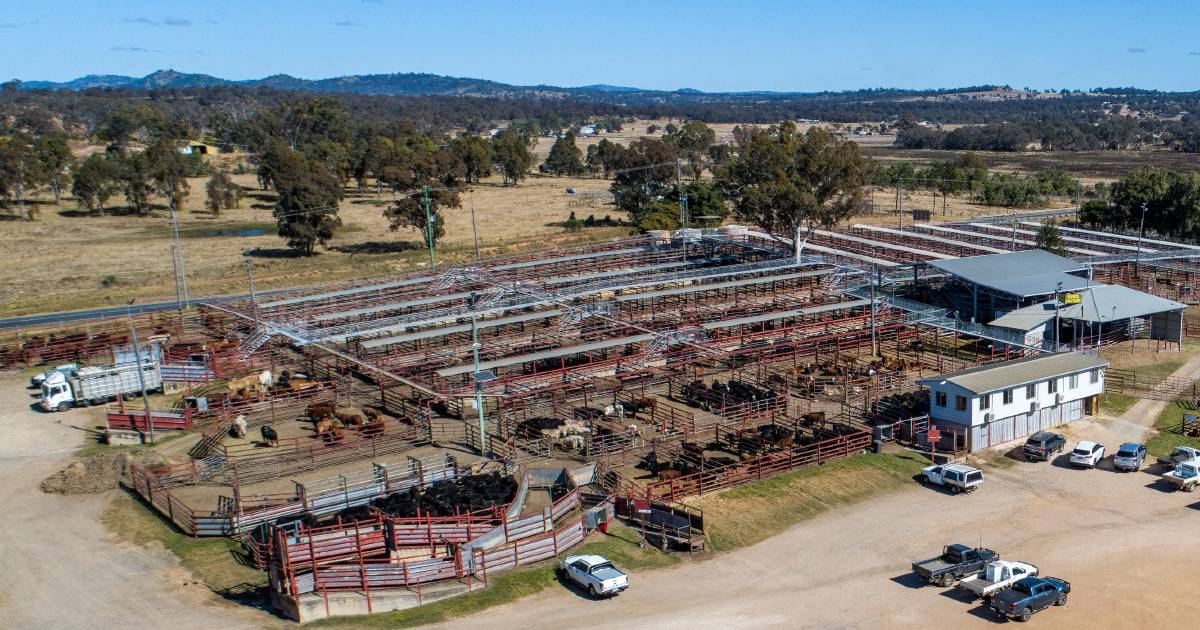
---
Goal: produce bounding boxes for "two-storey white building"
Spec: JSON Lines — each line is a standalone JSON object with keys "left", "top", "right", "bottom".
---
{"left": 918, "top": 352, "right": 1109, "bottom": 452}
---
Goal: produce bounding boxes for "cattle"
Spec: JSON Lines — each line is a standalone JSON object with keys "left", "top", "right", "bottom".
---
{"left": 260, "top": 425, "right": 279, "bottom": 447}
{"left": 334, "top": 407, "right": 366, "bottom": 427}
{"left": 313, "top": 417, "right": 338, "bottom": 436}
{"left": 362, "top": 407, "right": 384, "bottom": 423}
{"left": 306, "top": 401, "right": 337, "bottom": 421}
{"left": 658, "top": 469, "right": 682, "bottom": 481}
{"left": 230, "top": 414, "right": 248, "bottom": 438}
{"left": 558, "top": 434, "right": 585, "bottom": 451}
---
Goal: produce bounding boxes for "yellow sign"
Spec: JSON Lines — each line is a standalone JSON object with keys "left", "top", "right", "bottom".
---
{"left": 1062, "top": 292, "right": 1081, "bottom": 304}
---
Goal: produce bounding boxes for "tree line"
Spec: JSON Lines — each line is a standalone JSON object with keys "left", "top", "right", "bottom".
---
{"left": 1079, "top": 166, "right": 1200, "bottom": 243}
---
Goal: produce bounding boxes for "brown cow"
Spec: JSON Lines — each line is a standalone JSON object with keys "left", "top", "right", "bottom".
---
{"left": 362, "top": 407, "right": 384, "bottom": 423}
{"left": 313, "top": 417, "right": 338, "bottom": 436}
{"left": 306, "top": 401, "right": 336, "bottom": 421}
{"left": 334, "top": 407, "right": 366, "bottom": 427}
{"left": 658, "top": 469, "right": 682, "bottom": 481}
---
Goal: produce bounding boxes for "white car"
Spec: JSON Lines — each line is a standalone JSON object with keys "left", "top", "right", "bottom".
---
{"left": 919, "top": 464, "right": 984, "bottom": 494}
{"left": 1069, "top": 441, "right": 1105, "bottom": 468}
{"left": 561, "top": 554, "right": 629, "bottom": 597}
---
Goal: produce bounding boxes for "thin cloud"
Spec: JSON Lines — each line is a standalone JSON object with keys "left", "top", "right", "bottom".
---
{"left": 111, "top": 46, "right": 149, "bottom": 52}
{"left": 335, "top": 20, "right": 361, "bottom": 26}
{"left": 362, "top": 0, "right": 383, "bottom": 3}
{"left": 124, "top": 17, "right": 158, "bottom": 25}
{"left": 1190, "top": 52, "right": 1200, "bottom": 56}
{"left": 1126, "top": 47, "right": 1148, "bottom": 54}
{"left": 0, "top": 23, "right": 19, "bottom": 29}
{"left": 164, "top": 17, "right": 192, "bottom": 26}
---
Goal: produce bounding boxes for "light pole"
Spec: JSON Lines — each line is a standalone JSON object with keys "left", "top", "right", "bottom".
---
{"left": 422, "top": 185, "right": 437, "bottom": 271}
{"left": 1134, "top": 202, "right": 1148, "bottom": 276}
{"left": 126, "top": 300, "right": 154, "bottom": 443}
{"left": 469, "top": 189, "right": 481, "bottom": 260}
{"left": 1054, "top": 281, "right": 1063, "bottom": 352}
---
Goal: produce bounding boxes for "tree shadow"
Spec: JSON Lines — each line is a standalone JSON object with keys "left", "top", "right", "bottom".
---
{"left": 349, "top": 198, "right": 389, "bottom": 207}
{"left": 57, "top": 206, "right": 151, "bottom": 218}
{"left": 331, "top": 241, "right": 420, "bottom": 255}
{"left": 250, "top": 203, "right": 274, "bottom": 210}
{"left": 245, "top": 247, "right": 306, "bottom": 259}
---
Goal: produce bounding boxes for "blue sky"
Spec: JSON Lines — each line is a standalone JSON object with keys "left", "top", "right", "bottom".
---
{"left": 2, "top": 0, "right": 1198, "bottom": 92}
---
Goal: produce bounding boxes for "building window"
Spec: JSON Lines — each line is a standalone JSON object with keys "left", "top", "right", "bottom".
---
{"left": 1003, "top": 389, "right": 1014, "bottom": 405}
{"left": 935, "top": 391, "right": 947, "bottom": 407}
{"left": 1026, "top": 383, "right": 1036, "bottom": 398}
{"left": 955, "top": 395, "right": 967, "bottom": 411}
{"left": 1048, "top": 378, "right": 1058, "bottom": 394}
{"left": 1090, "top": 369, "right": 1100, "bottom": 384}
{"left": 1069, "top": 374, "right": 1079, "bottom": 389}
{"left": 979, "top": 395, "right": 990, "bottom": 411}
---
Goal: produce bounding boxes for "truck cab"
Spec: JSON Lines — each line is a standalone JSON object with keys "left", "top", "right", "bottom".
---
{"left": 40, "top": 370, "right": 76, "bottom": 412}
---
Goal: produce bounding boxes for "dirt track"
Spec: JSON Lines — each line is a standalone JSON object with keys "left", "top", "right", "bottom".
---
{"left": 0, "top": 377, "right": 267, "bottom": 630}
{"left": 431, "top": 381, "right": 1200, "bottom": 629}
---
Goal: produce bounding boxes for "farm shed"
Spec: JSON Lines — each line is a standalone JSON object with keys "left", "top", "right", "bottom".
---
{"left": 923, "top": 250, "right": 1092, "bottom": 323}
{"left": 918, "top": 352, "right": 1108, "bottom": 452}
{"left": 990, "top": 284, "right": 1186, "bottom": 349}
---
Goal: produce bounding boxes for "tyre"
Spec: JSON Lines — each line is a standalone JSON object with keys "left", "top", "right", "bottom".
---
{"left": 587, "top": 584, "right": 597, "bottom": 597}
{"left": 56, "top": 402, "right": 70, "bottom": 412}
{"left": 1186, "top": 482, "right": 1196, "bottom": 493}
{"left": 1018, "top": 608, "right": 1032, "bottom": 622}
{"left": 919, "top": 475, "right": 930, "bottom": 485}
{"left": 122, "top": 392, "right": 137, "bottom": 401}
{"left": 951, "top": 485, "right": 961, "bottom": 495}
{"left": 939, "top": 573, "right": 955, "bottom": 588}
{"left": 1055, "top": 592, "right": 1068, "bottom": 606}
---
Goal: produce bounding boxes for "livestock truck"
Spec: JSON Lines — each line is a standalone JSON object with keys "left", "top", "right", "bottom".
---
{"left": 40, "top": 360, "right": 162, "bottom": 412}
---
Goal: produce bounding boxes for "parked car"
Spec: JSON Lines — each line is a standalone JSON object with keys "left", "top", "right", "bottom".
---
{"left": 1156, "top": 446, "right": 1200, "bottom": 469}
{"left": 1022, "top": 431, "right": 1066, "bottom": 461}
{"left": 911, "top": 544, "right": 999, "bottom": 587}
{"left": 1069, "top": 441, "right": 1105, "bottom": 468}
{"left": 1112, "top": 443, "right": 1147, "bottom": 472}
{"left": 958, "top": 560, "right": 1039, "bottom": 601}
{"left": 989, "top": 576, "right": 1070, "bottom": 622}
{"left": 1161, "top": 458, "right": 1200, "bottom": 492}
{"left": 561, "top": 555, "right": 629, "bottom": 597}
{"left": 919, "top": 464, "right": 984, "bottom": 494}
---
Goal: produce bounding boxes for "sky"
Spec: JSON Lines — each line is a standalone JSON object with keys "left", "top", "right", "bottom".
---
{"left": 2, "top": 0, "right": 1198, "bottom": 92}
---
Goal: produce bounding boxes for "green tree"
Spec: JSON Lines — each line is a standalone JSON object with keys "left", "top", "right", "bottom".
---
{"left": 119, "top": 150, "right": 156, "bottom": 215}
{"left": 664, "top": 120, "right": 716, "bottom": 180}
{"left": 676, "top": 180, "right": 728, "bottom": 226}
{"left": 543, "top": 132, "right": 585, "bottom": 176}
{"left": 273, "top": 154, "right": 343, "bottom": 256}
{"left": 608, "top": 138, "right": 678, "bottom": 227}
{"left": 450, "top": 135, "right": 493, "bottom": 183}
{"left": 1035, "top": 220, "right": 1068, "bottom": 256}
{"left": 564, "top": 211, "right": 582, "bottom": 232}
{"left": 71, "top": 153, "right": 123, "bottom": 215}
{"left": 205, "top": 169, "right": 242, "bottom": 217}
{"left": 145, "top": 139, "right": 191, "bottom": 214}
{"left": 1109, "top": 166, "right": 1170, "bottom": 231}
{"left": 0, "top": 134, "right": 43, "bottom": 220}
{"left": 717, "top": 124, "right": 869, "bottom": 259}
{"left": 33, "top": 133, "right": 75, "bottom": 205}
{"left": 491, "top": 128, "right": 534, "bottom": 186}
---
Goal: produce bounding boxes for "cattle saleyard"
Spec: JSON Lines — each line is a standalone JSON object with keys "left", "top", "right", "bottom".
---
{"left": 19, "top": 220, "right": 1200, "bottom": 622}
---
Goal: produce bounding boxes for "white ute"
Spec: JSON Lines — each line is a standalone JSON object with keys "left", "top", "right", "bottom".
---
{"left": 561, "top": 555, "right": 629, "bottom": 597}
{"left": 1162, "top": 458, "right": 1200, "bottom": 492}
{"left": 919, "top": 464, "right": 983, "bottom": 494}
{"left": 958, "top": 560, "right": 1039, "bottom": 600}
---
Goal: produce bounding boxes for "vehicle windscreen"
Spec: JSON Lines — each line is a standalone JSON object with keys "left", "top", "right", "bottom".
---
{"left": 590, "top": 563, "right": 614, "bottom": 574}
{"left": 1010, "top": 582, "right": 1032, "bottom": 595}
{"left": 1179, "top": 467, "right": 1199, "bottom": 479}
{"left": 1117, "top": 449, "right": 1137, "bottom": 458}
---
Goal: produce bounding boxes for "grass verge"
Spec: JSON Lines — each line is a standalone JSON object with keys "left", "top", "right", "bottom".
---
{"left": 313, "top": 522, "right": 678, "bottom": 629}
{"left": 102, "top": 492, "right": 265, "bottom": 592}
{"left": 1146, "top": 401, "right": 1200, "bottom": 457}
{"left": 1100, "top": 392, "right": 1138, "bottom": 416}
{"left": 684, "top": 451, "right": 927, "bottom": 551}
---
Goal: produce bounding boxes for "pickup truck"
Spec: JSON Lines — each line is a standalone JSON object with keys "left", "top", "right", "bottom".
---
{"left": 1157, "top": 446, "right": 1200, "bottom": 469}
{"left": 912, "top": 544, "right": 999, "bottom": 587}
{"left": 989, "top": 576, "right": 1070, "bottom": 622}
{"left": 957, "top": 560, "right": 1038, "bottom": 600}
{"left": 561, "top": 554, "right": 629, "bottom": 597}
{"left": 919, "top": 464, "right": 983, "bottom": 494}
{"left": 1161, "top": 457, "right": 1200, "bottom": 492}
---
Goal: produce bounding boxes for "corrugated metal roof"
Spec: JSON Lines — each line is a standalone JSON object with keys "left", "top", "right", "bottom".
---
{"left": 616, "top": 269, "right": 830, "bottom": 302}
{"left": 260, "top": 275, "right": 434, "bottom": 308}
{"left": 437, "top": 333, "right": 656, "bottom": 377}
{"left": 359, "top": 310, "right": 564, "bottom": 348}
{"left": 700, "top": 298, "right": 873, "bottom": 330}
{"left": 491, "top": 247, "right": 648, "bottom": 271}
{"left": 989, "top": 284, "right": 1185, "bottom": 329}
{"left": 919, "top": 352, "right": 1109, "bottom": 395}
{"left": 850, "top": 224, "right": 1006, "bottom": 254}
{"left": 927, "top": 251, "right": 1091, "bottom": 297}
{"left": 812, "top": 229, "right": 955, "bottom": 260}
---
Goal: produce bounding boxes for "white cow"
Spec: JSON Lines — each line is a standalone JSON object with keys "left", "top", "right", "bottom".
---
{"left": 231, "top": 414, "right": 248, "bottom": 438}
{"left": 257, "top": 370, "right": 273, "bottom": 388}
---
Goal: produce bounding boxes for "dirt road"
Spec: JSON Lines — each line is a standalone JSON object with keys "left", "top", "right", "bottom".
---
{"left": 433, "top": 385, "right": 1200, "bottom": 629}
{"left": 0, "top": 377, "right": 267, "bottom": 630}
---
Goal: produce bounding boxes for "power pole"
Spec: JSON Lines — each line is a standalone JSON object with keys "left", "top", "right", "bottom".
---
{"left": 471, "top": 315, "right": 487, "bottom": 457}
{"left": 1134, "top": 202, "right": 1148, "bottom": 276}
{"left": 469, "top": 189, "right": 481, "bottom": 260}
{"left": 246, "top": 257, "right": 259, "bottom": 326}
{"left": 675, "top": 159, "right": 688, "bottom": 228}
{"left": 422, "top": 185, "right": 437, "bottom": 271}
{"left": 127, "top": 300, "right": 154, "bottom": 444}
{"left": 167, "top": 190, "right": 190, "bottom": 313}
